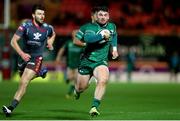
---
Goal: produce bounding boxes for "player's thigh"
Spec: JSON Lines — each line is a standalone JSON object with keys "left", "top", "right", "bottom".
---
{"left": 67, "top": 68, "right": 78, "bottom": 80}
{"left": 93, "top": 65, "right": 109, "bottom": 83}
{"left": 26, "top": 56, "right": 43, "bottom": 74}
{"left": 20, "top": 68, "right": 36, "bottom": 85}
{"left": 17, "top": 57, "right": 27, "bottom": 76}
{"left": 67, "top": 68, "right": 74, "bottom": 79}
{"left": 77, "top": 73, "right": 91, "bottom": 88}
{"left": 73, "top": 69, "right": 78, "bottom": 79}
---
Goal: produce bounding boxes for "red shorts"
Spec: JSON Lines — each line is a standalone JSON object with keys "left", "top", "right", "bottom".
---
{"left": 26, "top": 56, "right": 43, "bottom": 74}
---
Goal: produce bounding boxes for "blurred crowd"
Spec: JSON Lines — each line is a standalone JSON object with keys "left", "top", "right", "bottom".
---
{"left": 1, "top": 0, "right": 180, "bottom": 35}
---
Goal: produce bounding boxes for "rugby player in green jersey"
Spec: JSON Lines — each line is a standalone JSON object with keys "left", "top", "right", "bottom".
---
{"left": 56, "top": 30, "right": 85, "bottom": 98}
{"left": 74, "top": 6, "right": 119, "bottom": 116}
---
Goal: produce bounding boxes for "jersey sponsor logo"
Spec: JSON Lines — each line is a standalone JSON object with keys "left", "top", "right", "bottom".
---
{"left": 79, "top": 70, "right": 84, "bottom": 73}
{"left": 27, "top": 62, "right": 35, "bottom": 65}
{"left": 18, "top": 63, "right": 24, "bottom": 67}
{"left": 33, "top": 32, "right": 42, "bottom": 40}
{"left": 103, "top": 61, "right": 108, "bottom": 65}
{"left": 18, "top": 26, "right": 24, "bottom": 31}
{"left": 27, "top": 41, "right": 41, "bottom": 46}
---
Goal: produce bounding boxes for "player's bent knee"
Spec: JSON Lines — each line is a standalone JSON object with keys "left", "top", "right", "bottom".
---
{"left": 78, "top": 86, "right": 86, "bottom": 92}
{"left": 98, "top": 79, "right": 108, "bottom": 86}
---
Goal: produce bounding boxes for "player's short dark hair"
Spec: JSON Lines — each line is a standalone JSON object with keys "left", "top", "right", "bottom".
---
{"left": 91, "top": 6, "right": 98, "bottom": 14}
{"left": 92, "top": 6, "right": 109, "bottom": 13}
{"left": 32, "top": 4, "right": 45, "bottom": 14}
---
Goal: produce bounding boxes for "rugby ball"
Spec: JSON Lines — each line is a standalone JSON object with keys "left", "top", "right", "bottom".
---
{"left": 99, "top": 29, "right": 110, "bottom": 44}
{"left": 99, "top": 29, "right": 110, "bottom": 37}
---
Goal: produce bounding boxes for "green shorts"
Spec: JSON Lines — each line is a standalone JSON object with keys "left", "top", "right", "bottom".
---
{"left": 78, "top": 57, "right": 108, "bottom": 75}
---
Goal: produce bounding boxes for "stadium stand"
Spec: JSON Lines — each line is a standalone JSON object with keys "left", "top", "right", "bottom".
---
{"left": 5, "top": 0, "right": 180, "bottom": 36}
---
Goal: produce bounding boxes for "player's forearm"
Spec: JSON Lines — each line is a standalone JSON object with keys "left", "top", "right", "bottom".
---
{"left": 57, "top": 50, "right": 64, "bottom": 59}
{"left": 73, "top": 38, "right": 86, "bottom": 46}
{"left": 56, "top": 48, "right": 65, "bottom": 61}
{"left": 11, "top": 34, "right": 24, "bottom": 56}
{"left": 84, "top": 33, "right": 103, "bottom": 43}
{"left": 48, "top": 32, "right": 56, "bottom": 44}
{"left": 111, "top": 33, "right": 117, "bottom": 47}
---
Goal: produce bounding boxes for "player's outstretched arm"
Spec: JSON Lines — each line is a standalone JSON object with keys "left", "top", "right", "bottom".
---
{"left": 112, "top": 47, "right": 119, "bottom": 59}
{"left": 111, "top": 31, "right": 118, "bottom": 59}
{"left": 72, "top": 30, "right": 86, "bottom": 46}
{"left": 73, "top": 37, "right": 86, "bottom": 47}
{"left": 55, "top": 46, "right": 65, "bottom": 63}
{"left": 47, "top": 32, "right": 56, "bottom": 50}
{"left": 11, "top": 34, "right": 31, "bottom": 62}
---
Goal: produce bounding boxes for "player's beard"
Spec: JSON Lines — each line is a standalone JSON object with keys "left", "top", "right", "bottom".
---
{"left": 35, "top": 17, "right": 43, "bottom": 26}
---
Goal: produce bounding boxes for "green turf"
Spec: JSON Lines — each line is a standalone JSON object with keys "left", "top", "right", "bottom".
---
{"left": 0, "top": 81, "right": 180, "bottom": 120}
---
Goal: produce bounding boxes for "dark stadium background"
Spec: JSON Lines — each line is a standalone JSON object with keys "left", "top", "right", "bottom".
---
{"left": 0, "top": 0, "right": 180, "bottom": 120}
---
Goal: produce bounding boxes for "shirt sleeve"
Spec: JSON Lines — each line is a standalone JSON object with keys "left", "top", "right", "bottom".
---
{"left": 76, "top": 23, "right": 104, "bottom": 43}
{"left": 48, "top": 25, "right": 54, "bottom": 37}
{"left": 111, "top": 24, "right": 118, "bottom": 47}
{"left": 15, "top": 22, "right": 26, "bottom": 37}
{"left": 75, "top": 26, "right": 85, "bottom": 41}
{"left": 84, "top": 30, "right": 103, "bottom": 43}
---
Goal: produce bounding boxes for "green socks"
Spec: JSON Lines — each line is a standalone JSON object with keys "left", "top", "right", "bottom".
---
{"left": 67, "top": 85, "right": 75, "bottom": 95}
{"left": 92, "top": 98, "right": 101, "bottom": 108}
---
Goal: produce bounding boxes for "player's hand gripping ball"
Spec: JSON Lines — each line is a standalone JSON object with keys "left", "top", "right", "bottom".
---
{"left": 99, "top": 29, "right": 111, "bottom": 44}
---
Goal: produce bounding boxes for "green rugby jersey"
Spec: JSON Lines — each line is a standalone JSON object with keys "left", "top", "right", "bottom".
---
{"left": 65, "top": 40, "right": 84, "bottom": 68}
{"left": 76, "top": 22, "right": 117, "bottom": 62}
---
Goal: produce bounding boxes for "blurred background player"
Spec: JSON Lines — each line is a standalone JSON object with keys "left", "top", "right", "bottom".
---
{"left": 126, "top": 47, "right": 136, "bottom": 82}
{"left": 169, "top": 51, "right": 180, "bottom": 82}
{"left": 58, "top": 8, "right": 97, "bottom": 98}
{"left": 74, "top": 6, "right": 118, "bottom": 116}
{"left": 73, "top": 7, "right": 97, "bottom": 46}
{"left": 56, "top": 30, "right": 85, "bottom": 98}
{"left": 2, "top": 4, "right": 56, "bottom": 117}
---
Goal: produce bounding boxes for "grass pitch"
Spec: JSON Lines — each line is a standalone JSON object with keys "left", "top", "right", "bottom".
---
{"left": 0, "top": 81, "right": 180, "bottom": 120}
